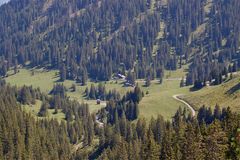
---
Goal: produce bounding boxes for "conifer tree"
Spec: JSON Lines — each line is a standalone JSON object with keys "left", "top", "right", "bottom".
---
{"left": 160, "top": 127, "right": 175, "bottom": 160}
{"left": 141, "top": 129, "right": 160, "bottom": 160}
{"left": 89, "top": 84, "right": 96, "bottom": 99}
{"left": 65, "top": 110, "right": 74, "bottom": 122}
{"left": 60, "top": 65, "right": 67, "bottom": 82}
{"left": 20, "top": 86, "right": 32, "bottom": 105}
{"left": 85, "top": 87, "right": 89, "bottom": 98}
{"left": 182, "top": 123, "right": 204, "bottom": 160}
{"left": 81, "top": 69, "right": 88, "bottom": 86}
{"left": 114, "top": 109, "right": 120, "bottom": 133}
{"left": 214, "top": 104, "right": 221, "bottom": 120}
{"left": 120, "top": 112, "right": 127, "bottom": 138}
{"left": 228, "top": 128, "right": 240, "bottom": 159}
{"left": 25, "top": 118, "right": 33, "bottom": 159}
{"left": 145, "top": 76, "right": 151, "bottom": 87}
{"left": 154, "top": 115, "right": 165, "bottom": 144}
{"left": 87, "top": 115, "right": 94, "bottom": 145}
{"left": 115, "top": 141, "right": 128, "bottom": 160}
{"left": 38, "top": 101, "right": 49, "bottom": 117}
{"left": 99, "top": 150, "right": 109, "bottom": 160}
{"left": 204, "top": 120, "right": 228, "bottom": 160}
{"left": 133, "top": 84, "right": 143, "bottom": 103}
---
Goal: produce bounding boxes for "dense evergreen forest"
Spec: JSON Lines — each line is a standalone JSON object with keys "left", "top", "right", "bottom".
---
{"left": 1, "top": 80, "right": 240, "bottom": 159}
{"left": 0, "top": 0, "right": 239, "bottom": 87}
{"left": 1, "top": 0, "right": 240, "bottom": 159}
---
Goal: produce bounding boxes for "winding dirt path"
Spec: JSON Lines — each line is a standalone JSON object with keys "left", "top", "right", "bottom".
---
{"left": 173, "top": 94, "right": 196, "bottom": 117}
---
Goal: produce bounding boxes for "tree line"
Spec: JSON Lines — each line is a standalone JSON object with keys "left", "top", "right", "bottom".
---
{"left": 1, "top": 79, "right": 240, "bottom": 159}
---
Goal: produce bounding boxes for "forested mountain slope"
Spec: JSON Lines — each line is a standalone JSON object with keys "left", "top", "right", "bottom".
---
{"left": 0, "top": 0, "right": 239, "bottom": 87}
{"left": 2, "top": 79, "right": 240, "bottom": 159}
{"left": 1, "top": 0, "right": 240, "bottom": 159}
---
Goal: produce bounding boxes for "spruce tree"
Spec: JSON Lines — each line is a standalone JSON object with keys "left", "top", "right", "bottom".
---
{"left": 87, "top": 115, "right": 94, "bottom": 145}
{"left": 119, "top": 112, "right": 127, "bottom": 138}
{"left": 182, "top": 123, "right": 203, "bottom": 160}
{"left": 160, "top": 127, "right": 175, "bottom": 160}
{"left": 115, "top": 141, "right": 128, "bottom": 160}
{"left": 145, "top": 76, "right": 151, "bottom": 87}
{"left": 135, "top": 103, "right": 139, "bottom": 119}
{"left": 84, "top": 87, "right": 89, "bottom": 98}
{"left": 141, "top": 129, "right": 160, "bottom": 160}
{"left": 60, "top": 65, "right": 67, "bottom": 82}
{"left": 89, "top": 84, "right": 96, "bottom": 99}
{"left": 38, "top": 101, "right": 49, "bottom": 117}
{"left": 204, "top": 120, "right": 228, "bottom": 160}
{"left": 114, "top": 109, "right": 120, "bottom": 133}
{"left": 228, "top": 128, "right": 240, "bottom": 159}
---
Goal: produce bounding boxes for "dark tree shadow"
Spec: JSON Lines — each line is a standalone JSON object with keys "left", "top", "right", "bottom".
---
{"left": 225, "top": 83, "right": 240, "bottom": 95}
{"left": 189, "top": 86, "right": 202, "bottom": 92}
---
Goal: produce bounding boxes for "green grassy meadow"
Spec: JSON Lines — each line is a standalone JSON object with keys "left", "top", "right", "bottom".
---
{"left": 138, "top": 79, "right": 191, "bottom": 120}
{"left": 182, "top": 73, "right": 240, "bottom": 112}
{"left": 22, "top": 100, "right": 66, "bottom": 122}
{"left": 6, "top": 66, "right": 193, "bottom": 120}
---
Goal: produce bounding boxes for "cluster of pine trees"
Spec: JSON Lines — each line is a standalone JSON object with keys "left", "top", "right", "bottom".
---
{"left": 2, "top": 80, "right": 240, "bottom": 159}
{"left": 186, "top": 0, "right": 240, "bottom": 88}
{"left": 85, "top": 83, "right": 121, "bottom": 101}
{"left": 93, "top": 105, "right": 240, "bottom": 160}
{"left": 0, "top": 80, "right": 97, "bottom": 159}
{"left": 1, "top": 0, "right": 239, "bottom": 87}
{"left": 98, "top": 84, "right": 143, "bottom": 123}
{"left": 0, "top": 81, "right": 72, "bottom": 159}
{"left": 0, "top": 0, "right": 213, "bottom": 83}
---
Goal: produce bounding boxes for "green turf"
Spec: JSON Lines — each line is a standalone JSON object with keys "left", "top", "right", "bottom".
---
{"left": 6, "top": 68, "right": 59, "bottom": 93}
{"left": 6, "top": 67, "right": 192, "bottom": 121}
{"left": 10, "top": 66, "right": 240, "bottom": 122}
{"left": 137, "top": 79, "right": 191, "bottom": 120}
{"left": 164, "top": 64, "right": 189, "bottom": 79}
{"left": 182, "top": 73, "right": 240, "bottom": 112}
{"left": 22, "top": 100, "right": 66, "bottom": 122}
{"left": 6, "top": 68, "right": 132, "bottom": 113}
{"left": 6, "top": 68, "right": 134, "bottom": 95}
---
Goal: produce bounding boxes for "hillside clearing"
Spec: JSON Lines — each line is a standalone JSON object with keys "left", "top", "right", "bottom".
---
{"left": 22, "top": 100, "right": 66, "bottom": 122}
{"left": 182, "top": 73, "right": 240, "bottom": 112}
{"left": 6, "top": 67, "right": 192, "bottom": 120}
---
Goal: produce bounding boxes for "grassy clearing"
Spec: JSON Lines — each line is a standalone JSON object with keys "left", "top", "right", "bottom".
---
{"left": 7, "top": 68, "right": 58, "bottom": 93}
{"left": 6, "top": 66, "right": 192, "bottom": 120}
{"left": 10, "top": 66, "right": 240, "bottom": 121}
{"left": 6, "top": 68, "right": 132, "bottom": 113}
{"left": 136, "top": 65, "right": 191, "bottom": 120}
{"left": 182, "top": 73, "right": 240, "bottom": 112}
{"left": 164, "top": 64, "right": 189, "bottom": 79}
{"left": 6, "top": 68, "right": 134, "bottom": 95}
{"left": 138, "top": 79, "right": 191, "bottom": 120}
{"left": 22, "top": 100, "right": 66, "bottom": 122}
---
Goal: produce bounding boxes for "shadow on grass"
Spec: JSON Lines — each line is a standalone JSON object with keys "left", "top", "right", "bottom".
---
{"left": 225, "top": 83, "right": 240, "bottom": 95}
{"left": 189, "top": 86, "right": 201, "bottom": 92}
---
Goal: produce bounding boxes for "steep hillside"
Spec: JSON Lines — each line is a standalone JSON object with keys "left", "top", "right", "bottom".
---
{"left": 183, "top": 73, "right": 240, "bottom": 111}
{"left": 0, "top": 0, "right": 239, "bottom": 87}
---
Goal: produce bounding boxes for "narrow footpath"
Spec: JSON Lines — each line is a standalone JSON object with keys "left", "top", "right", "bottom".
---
{"left": 173, "top": 94, "right": 196, "bottom": 117}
